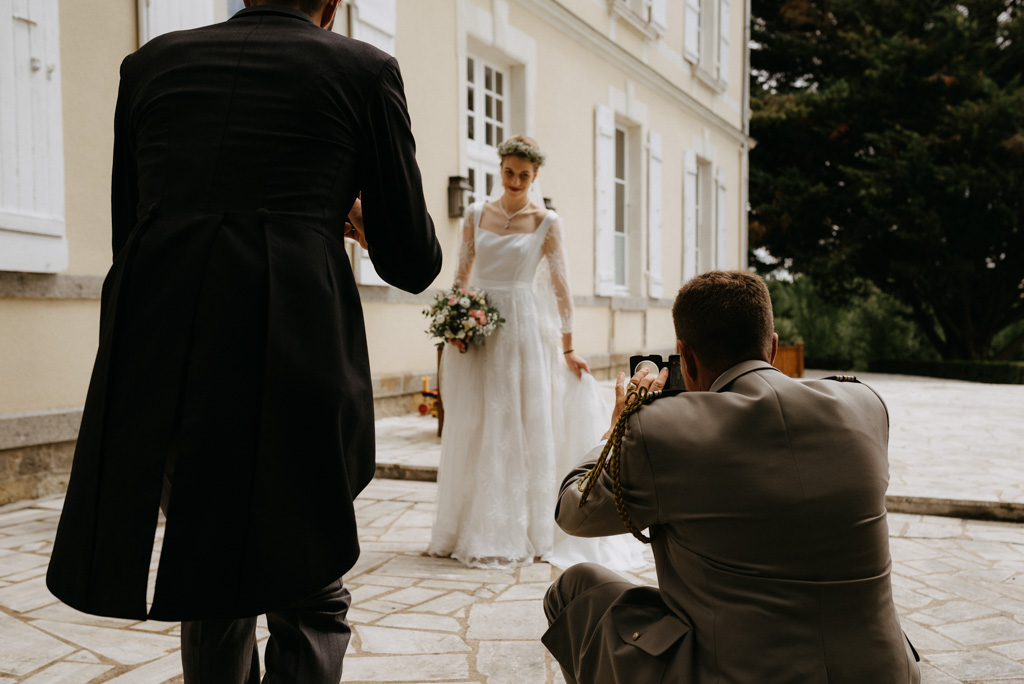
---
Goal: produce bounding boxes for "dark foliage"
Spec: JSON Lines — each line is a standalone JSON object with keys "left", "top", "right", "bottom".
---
{"left": 750, "top": 0, "right": 1024, "bottom": 360}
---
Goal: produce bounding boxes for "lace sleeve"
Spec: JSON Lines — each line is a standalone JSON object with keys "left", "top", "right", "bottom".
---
{"left": 454, "top": 204, "right": 476, "bottom": 288}
{"left": 542, "top": 215, "right": 574, "bottom": 334}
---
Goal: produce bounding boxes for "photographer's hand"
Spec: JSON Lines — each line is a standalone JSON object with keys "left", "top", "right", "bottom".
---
{"left": 344, "top": 195, "right": 368, "bottom": 249}
{"left": 602, "top": 366, "right": 669, "bottom": 440}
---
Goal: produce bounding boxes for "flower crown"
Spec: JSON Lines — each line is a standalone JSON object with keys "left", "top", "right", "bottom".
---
{"left": 497, "top": 139, "right": 547, "bottom": 167}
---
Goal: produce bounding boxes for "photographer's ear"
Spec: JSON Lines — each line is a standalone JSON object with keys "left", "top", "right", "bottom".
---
{"left": 678, "top": 339, "right": 700, "bottom": 392}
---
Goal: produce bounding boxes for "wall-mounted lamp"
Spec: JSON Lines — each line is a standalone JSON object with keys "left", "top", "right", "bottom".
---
{"left": 448, "top": 176, "right": 474, "bottom": 218}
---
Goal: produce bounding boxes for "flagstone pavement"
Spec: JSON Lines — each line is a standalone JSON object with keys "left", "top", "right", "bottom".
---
{"left": 1, "top": 371, "right": 1023, "bottom": 683}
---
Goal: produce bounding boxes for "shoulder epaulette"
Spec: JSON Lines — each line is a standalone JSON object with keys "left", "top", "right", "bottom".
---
{"left": 824, "top": 374, "right": 860, "bottom": 383}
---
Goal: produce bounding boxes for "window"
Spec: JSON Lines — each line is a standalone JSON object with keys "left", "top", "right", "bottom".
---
{"left": 683, "top": 151, "right": 729, "bottom": 280}
{"left": 610, "top": 0, "right": 667, "bottom": 37}
{"left": 594, "top": 105, "right": 643, "bottom": 296}
{"left": 0, "top": 0, "right": 67, "bottom": 273}
{"left": 465, "top": 55, "right": 508, "bottom": 203}
{"left": 614, "top": 127, "right": 628, "bottom": 288}
{"left": 685, "top": 0, "right": 730, "bottom": 86}
{"left": 695, "top": 159, "right": 714, "bottom": 274}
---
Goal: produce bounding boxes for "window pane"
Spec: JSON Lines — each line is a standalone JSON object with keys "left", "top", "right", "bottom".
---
{"left": 468, "top": 115, "right": 475, "bottom": 140}
{"left": 497, "top": 125, "right": 504, "bottom": 143}
{"left": 468, "top": 58, "right": 475, "bottom": 83}
{"left": 486, "top": 122, "right": 494, "bottom": 146}
{"left": 485, "top": 66, "right": 493, "bottom": 90}
{"left": 468, "top": 87, "right": 474, "bottom": 113}
{"left": 615, "top": 183, "right": 625, "bottom": 233}
{"left": 486, "top": 173, "right": 495, "bottom": 196}
{"left": 496, "top": 71, "right": 503, "bottom": 95}
{"left": 615, "top": 233, "right": 626, "bottom": 286}
{"left": 486, "top": 94, "right": 493, "bottom": 118}
{"left": 496, "top": 98, "right": 503, "bottom": 123}
{"left": 615, "top": 129, "right": 626, "bottom": 180}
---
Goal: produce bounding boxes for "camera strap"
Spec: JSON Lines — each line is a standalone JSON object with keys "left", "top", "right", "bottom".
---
{"left": 577, "top": 386, "right": 654, "bottom": 544}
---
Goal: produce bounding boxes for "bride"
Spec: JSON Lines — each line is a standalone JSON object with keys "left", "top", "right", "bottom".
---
{"left": 428, "top": 135, "right": 644, "bottom": 571}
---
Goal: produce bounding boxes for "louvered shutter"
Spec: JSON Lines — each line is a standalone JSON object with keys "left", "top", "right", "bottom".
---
{"left": 651, "top": 0, "right": 667, "bottom": 36}
{"left": 138, "top": 0, "right": 214, "bottom": 45}
{"left": 350, "top": 0, "right": 396, "bottom": 54}
{"left": 684, "top": 0, "right": 701, "bottom": 63}
{"left": 647, "top": 130, "right": 663, "bottom": 299}
{"left": 715, "top": 165, "right": 728, "bottom": 269}
{"left": 0, "top": 0, "right": 67, "bottom": 273}
{"left": 682, "top": 150, "right": 698, "bottom": 283}
{"left": 594, "top": 105, "right": 616, "bottom": 297}
{"left": 717, "top": 0, "right": 730, "bottom": 84}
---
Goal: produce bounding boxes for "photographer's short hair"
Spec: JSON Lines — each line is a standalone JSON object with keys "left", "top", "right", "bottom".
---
{"left": 672, "top": 271, "right": 774, "bottom": 374}
{"left": 252, "top": 0, "right": 329, "bottom": 16}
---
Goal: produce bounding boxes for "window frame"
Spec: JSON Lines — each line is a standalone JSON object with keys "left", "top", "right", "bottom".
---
{"left": 465, "top": 54, "right": 509, "bottom": 204}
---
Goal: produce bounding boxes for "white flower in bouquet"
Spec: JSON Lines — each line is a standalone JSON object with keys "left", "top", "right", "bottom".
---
{"left": 423, "top": 285, "right": 505, "bottom": 352}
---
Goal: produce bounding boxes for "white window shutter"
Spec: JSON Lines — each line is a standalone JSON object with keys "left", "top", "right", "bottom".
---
{"left": 350, "top": 0, "right": 396, "bottom": 285}
{"left": 651, "top": 0, "right": 668, "bottom": 36}
{"left": 682, "top": 150, "right": 698, "bottom": 283}
{"left": 138, "top": 0, "right": 215, "bottom": 45}
{"left": 646, "top": 130, "right": 663, "bottom": 299}
{"left": 717, "top": 0, "right": 730, "bottom": 84}
{"left": 715, "top": 165, "right": 728, "bottom": 269}
{"left": 685, "top": 0, "right": 701, "bottom": 63}
{"left": 594, "top": 105, "right": 616, "bottom": 297}
{"left": 0, "top": 0, "right": 67, "bottom": 273}
{"left": 350, "top": 0, "right": 396, "bottom": 55}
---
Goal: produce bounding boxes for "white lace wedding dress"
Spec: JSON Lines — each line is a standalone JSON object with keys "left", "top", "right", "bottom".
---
{"left": 428, "top": 201, "right": 645, "bottom": 570}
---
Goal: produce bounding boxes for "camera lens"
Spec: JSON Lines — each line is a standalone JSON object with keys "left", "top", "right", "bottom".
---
{"left": 633, "top": 360, "right": 661, "bottom": 377}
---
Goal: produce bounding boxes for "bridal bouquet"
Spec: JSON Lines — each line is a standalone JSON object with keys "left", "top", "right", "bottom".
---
{"left": 423, "top": 286, "right": 504, "bottom": 353}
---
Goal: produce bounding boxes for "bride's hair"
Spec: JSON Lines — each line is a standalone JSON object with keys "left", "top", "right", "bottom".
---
{"left": 497, "top": 135, "right": 547, "bottom": 169}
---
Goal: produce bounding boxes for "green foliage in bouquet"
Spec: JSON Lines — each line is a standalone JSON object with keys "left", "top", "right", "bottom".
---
{"left": 423, "top": 286, "right": 505, "bottom": 353}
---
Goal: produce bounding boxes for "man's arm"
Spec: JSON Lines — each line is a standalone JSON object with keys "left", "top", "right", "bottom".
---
{"left": 554, "top": 413, "right": 661, "bottom": 538}
{"left": 359, "top": 57, "right": 442, "bottom": 293}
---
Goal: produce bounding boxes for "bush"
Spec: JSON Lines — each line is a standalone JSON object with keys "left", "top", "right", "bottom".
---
{"left": 869, "top": 360, "right": 1024, "bottom": 385}
{"left": 767, "top": 276, "right": 936, "bottom": 370}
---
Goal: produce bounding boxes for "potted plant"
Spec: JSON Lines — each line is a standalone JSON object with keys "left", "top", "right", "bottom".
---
{"left": 773, "top": 317, "right": 805, "bottom": 378}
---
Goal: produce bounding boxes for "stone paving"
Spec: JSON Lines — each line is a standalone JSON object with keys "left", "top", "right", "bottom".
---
{"left": 1, "top": 371, "right": 1024, "bottom": 682}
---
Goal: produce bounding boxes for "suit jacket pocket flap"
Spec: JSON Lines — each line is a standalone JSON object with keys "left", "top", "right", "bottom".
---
{"left": 612, "top": 603, "right": 690, "bottom": 656}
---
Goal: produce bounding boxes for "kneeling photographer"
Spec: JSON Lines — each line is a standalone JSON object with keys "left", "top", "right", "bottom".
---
{"left": 541, "top": 270, "right": 920, "bottom": 684}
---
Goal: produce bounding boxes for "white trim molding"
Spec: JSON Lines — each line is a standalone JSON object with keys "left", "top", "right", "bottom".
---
{"left": 514, "top": 0, "right": 750, "bottom": 146}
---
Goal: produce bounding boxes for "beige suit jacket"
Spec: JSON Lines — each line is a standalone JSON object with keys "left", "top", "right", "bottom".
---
{"left": 548, "top": 361, "right": 920, "bottom": 683}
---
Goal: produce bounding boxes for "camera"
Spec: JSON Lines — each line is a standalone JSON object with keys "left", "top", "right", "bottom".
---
{"left": 629, "top": 354, "right": 686, "bottom": 392}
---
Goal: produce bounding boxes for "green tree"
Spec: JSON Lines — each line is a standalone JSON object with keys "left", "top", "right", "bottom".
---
{"left": 749, "top": 0, "right": 1024, "bottom": 360}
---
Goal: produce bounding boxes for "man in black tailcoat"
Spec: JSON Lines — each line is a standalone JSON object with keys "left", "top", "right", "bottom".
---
{"left": 46, "top": 1, "right": 442, "bottom": 680}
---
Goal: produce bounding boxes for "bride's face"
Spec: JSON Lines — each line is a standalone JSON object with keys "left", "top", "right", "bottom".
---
{"left": 500, "top": 156, "right": 538, "bottom": 200}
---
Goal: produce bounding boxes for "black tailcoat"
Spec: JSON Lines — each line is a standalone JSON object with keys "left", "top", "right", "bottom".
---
{"left": 46, "top": 6, "right": 442, "bottom": 621}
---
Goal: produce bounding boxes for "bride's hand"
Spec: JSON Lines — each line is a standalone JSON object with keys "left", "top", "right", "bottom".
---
{"left": 564, "top": 350, "right": 590, "bottom": 379}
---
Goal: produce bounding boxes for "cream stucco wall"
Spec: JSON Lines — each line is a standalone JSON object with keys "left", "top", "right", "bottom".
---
{"left": 0, "top": 300, "right": 100, "bottom": 413}
{"left": 2, "top": 0, "right": 749, "bottom": 422}
{"left": 0, "top": 0, "right": 134, "bottom": 416}
{"left": 61, "top": 0, "right": 137, "bottom": 277}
